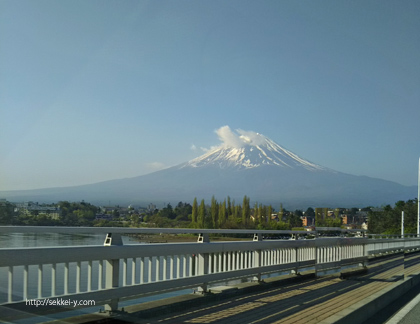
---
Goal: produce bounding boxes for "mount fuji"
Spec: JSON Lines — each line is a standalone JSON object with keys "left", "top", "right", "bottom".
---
{"left": 182, "top": 132, "right": 328, "bottom": 172}
{"left": 1, "top": 127, "right": 416, "bottom": 208}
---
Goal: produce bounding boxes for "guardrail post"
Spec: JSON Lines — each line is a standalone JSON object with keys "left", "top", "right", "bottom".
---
{"left": 292, "top": 247, "right": 299, "bottom": 275}
{"left": 196, "top": 233, "right": 209, "bottom": 293}
{"left": 362, "top": 239, "right": 368, "bottom": 269}
{"left": 315, "top": 238, "right": 320, "bottom": 277}
{"left": 253, "top": 233, "right": 263, "bottom": 282}
{"left": 104, "top": 233, "right": 122, "bottom": 312}
{"left": 197, "top": 233, "right": 209, "bottom": 243}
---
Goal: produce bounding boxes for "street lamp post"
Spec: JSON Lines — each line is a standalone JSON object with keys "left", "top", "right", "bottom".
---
{"left": 402, "top": 211, "right": 404, "bottom": 238}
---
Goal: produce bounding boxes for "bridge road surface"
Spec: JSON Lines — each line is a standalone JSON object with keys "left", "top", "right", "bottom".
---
{"left": 384, "top": 291, "right": 420, "bottom": 324}
{"left": 92, "top": 252, "right": 420, "bottom": 324}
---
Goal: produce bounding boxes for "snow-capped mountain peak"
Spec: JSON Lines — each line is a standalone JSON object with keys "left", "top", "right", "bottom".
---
{"left": 183, "top": 128, "right": 326, "bottom": 171}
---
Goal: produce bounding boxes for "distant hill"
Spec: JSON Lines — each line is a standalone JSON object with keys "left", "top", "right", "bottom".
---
{"left": 1, "top": 131, "right": 416, "bottom": 209}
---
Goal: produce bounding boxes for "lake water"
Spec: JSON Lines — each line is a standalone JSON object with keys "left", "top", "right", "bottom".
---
{"left": 0, "top": 232, "right": 138, "bottom": 248}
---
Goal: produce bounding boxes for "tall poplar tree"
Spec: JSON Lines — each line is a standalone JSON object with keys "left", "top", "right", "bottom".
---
{"left": 211, "top": 195, "right": 218, "bottom": 228}
{"left": 279, "top": 203, "right": 284, "bottom": 222}
{"left": 242, "top": 195, "right": 250, "bottom": 226}
{"left": 264, "top": 205, "right": 269, "bottom": 224}
{"left": 198, "top": 199, "right": 206, "bottom": 228}
{"left": 192, "top": 197, "right": 198, "bottom": 226}
{"left": 268, "top": 205, "right": 273, "bottom": 225}
{"left": 231, "top": 200, "right": 237, "bottom": 220}
{"left": 254, "top": 202, "right": 259, "bottom": 225}
{"left": 227, "top": 196, "right": 232, "bottom": 217}
{"left": 218, "top": 199, "right": 226, "bottom": 228}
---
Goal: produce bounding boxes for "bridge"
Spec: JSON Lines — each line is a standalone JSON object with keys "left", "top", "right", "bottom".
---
{"left": 1, "top": 226, "right": 420, "bottom": 323}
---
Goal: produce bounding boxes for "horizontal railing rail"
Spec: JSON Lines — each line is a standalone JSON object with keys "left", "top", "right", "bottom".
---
{"left": 0, "top": 226, "right": 317, "bottom": 235}
{"left": 0, "top": 226, "right": 419, "bottom": 319}
{"left": 367, "top": 236, "right": 420, "bottom": 256}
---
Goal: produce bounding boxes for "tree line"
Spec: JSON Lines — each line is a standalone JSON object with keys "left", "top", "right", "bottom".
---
{"left": 1, "top": 197, "right": 418, "bottom": 234}
{"left": 189, "top": 195, "right": 303, "bottom": 230}
{"left": 0, "top": 201, "right": 100, "bottom": 226}
{"left": 368, "top": 199, "right": 419, "bottom": 235}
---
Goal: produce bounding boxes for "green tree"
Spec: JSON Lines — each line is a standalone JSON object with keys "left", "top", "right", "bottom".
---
{"left": 279, "top": 203, "right": 284, "bottom": 221}
{"left": 253, "top": 202, "right": 259, "bottom": 225}
{"left": 218, "top": 199, "right": 227, "bottom": 228}
{"left": 57, "top": 201, "right": 98, "bottom": 226}
{"left": 234, "top": 204, "right": 240, "bottom": 220}
{"left": 402, "top": 199, "right": 418, "bottom": 234}
{"left": 268, "top": 205, "right": 273, "bottom": 224}
{"left": 174, "top": 202, "right": 192, "bottom": 221}
{"left": 0, "top": 201, "right": 15, "bottom": 224}
{"left": 242, "top": 195, "right": 250, "bottom": 226}
{"left": 334, "top": 208, "right": 340, "bottom": 218}
{"left": 305, "top": 207, "right": 315, "bottom": 217}
{"left": 192, "top": 198, "right": 198, "bottom": 226}
{"left": 367, "top": 200, "right": 419, "bottom": 235}
{"left": 259, "top": 204, "right": 264, "bottom": 224}
{"left": 315, "top": 207, "right": 328, "bottom": 226}
{"left": 211, "top": 196, "right": 218, "bottom": 228}
{"left": 198, "top": 199, "right": 206, "bottom": 228}
{"left": 232, "top": 201, "right": 241, "bottom": 224}
{"left": 227, "top": 196, "right": 232, "bottom": 217}
{"left": 219, "top": 199, "right": 227, "bottom": 228}
{"left": 289, "top": 212, "right": 303, "bottom": 228}
{"left": 158, "top": 204, "right": 176, "bottom": 219}
{"left": 294, "top": 210, "right": 303, "bottom": 216}
{"left": 381, "top": 205, "right": 399, "bottom": 234}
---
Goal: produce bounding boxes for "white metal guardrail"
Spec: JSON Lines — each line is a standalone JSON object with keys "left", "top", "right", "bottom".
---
{"left": 0, "top": 226, "right": 419, "bottom": 315}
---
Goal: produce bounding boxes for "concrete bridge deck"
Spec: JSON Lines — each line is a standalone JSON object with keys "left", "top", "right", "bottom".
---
{"left": 52, "top": 252, "right": 420, "bottom": 324}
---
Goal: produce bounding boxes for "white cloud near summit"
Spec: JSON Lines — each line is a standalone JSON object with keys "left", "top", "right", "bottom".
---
{"left": 215, "top": 126, "right": 243, "bottom": 148}
{"left": 215, "top": 126, "right": 266, "bottom": 148}
{"left": 237, "top": 129, "right": 266, "bottom": 146}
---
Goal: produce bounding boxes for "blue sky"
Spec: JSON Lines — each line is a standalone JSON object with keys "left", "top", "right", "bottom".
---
{"left": 1, "top": 0, "right": 419, "bottom": 191}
